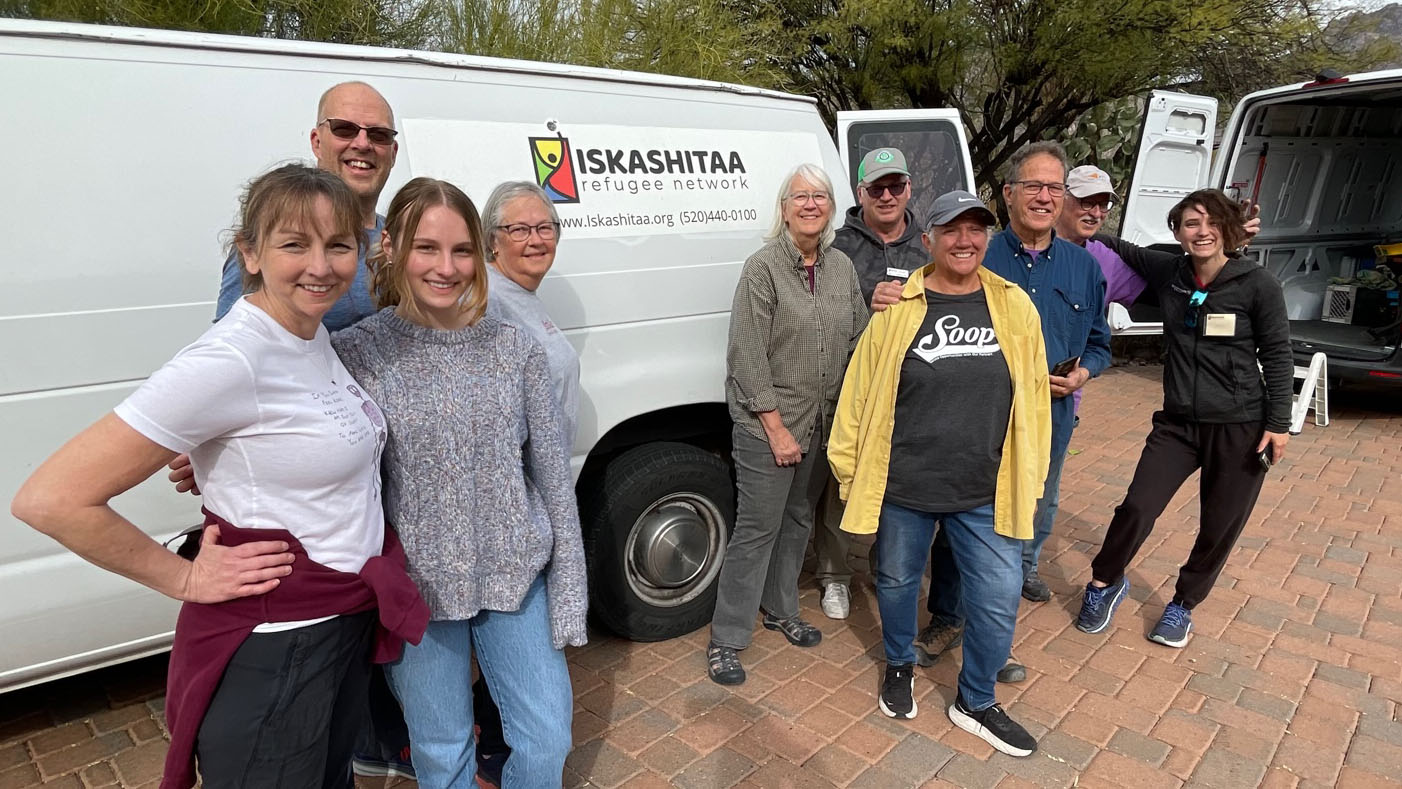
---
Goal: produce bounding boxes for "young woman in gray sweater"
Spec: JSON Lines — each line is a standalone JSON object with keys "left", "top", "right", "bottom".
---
{"left": 331, "top": 177, "right": 587, "bottom": 788}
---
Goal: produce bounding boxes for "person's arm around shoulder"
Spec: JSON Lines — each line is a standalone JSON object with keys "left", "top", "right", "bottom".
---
{"left": 1251, "top": 270, "right": 1294, "bottom": 461}
{"left": 828, "top": 306, "right": 891, "bottom": 501}
{"left": 520, "top": 342, "right": 588, "bottom": 649}
{"left": 1094, "top": 234, "right": 1179, "bottom": 287}
{"left": 13, "top": 416, "right": 294, "bottom": 604}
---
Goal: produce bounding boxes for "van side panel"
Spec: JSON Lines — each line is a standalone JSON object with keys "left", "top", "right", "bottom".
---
{"left": 0, "top": 26, "right": 851, "bottom": 690}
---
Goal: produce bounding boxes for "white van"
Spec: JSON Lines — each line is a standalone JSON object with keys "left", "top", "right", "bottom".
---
{"left": 0, "top": 20, "right": 977, "bottom": 692}
{"left": 1113, "top": 72, "right": 1402, "bottom": 385}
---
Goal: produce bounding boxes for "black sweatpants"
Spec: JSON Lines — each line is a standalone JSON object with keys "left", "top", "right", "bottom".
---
{"left": 1090, "top": 411, "right": 1267, "bottom": 610}
{"left": 197, "top": 611, "right": 375, "bottom": 789}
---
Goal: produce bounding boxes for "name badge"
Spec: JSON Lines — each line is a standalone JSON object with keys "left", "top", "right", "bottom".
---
{"left": 886, "top": 267, "right": 910, "bottom": 279}
{"left": 1204, "top": 313, "right": 1236, "bottom": 336}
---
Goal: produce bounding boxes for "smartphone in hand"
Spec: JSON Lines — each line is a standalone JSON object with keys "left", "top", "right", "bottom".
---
{"left": 1051, "top": 356, "right": 1080, "bottom": 377}
{"left": 1257, "top": 444, "right": 1274, "bottom": 472}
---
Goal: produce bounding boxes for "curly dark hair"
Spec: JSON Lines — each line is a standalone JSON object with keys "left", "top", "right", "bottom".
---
{"left": 1168, "top": 189, "right": 1249, "bottom": 253}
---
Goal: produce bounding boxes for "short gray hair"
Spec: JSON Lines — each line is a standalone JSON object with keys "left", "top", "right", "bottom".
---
{"left": 482, "top": 181, "right": 562, "bottom": 262}
{"left": 765, "top": 163, "right": 838, "bottom": 248}
{"left": 1003, "top": 141, "right": 1069, "bottom": 184}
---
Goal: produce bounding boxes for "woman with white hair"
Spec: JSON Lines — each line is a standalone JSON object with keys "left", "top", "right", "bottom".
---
{"left": 706, "top": 164, "right": 869, "bottom": 685}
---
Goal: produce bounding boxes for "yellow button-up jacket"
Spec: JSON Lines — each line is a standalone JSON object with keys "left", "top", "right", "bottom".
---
{"left": 828, "top": 263, "right": 1051, "bottom": 539}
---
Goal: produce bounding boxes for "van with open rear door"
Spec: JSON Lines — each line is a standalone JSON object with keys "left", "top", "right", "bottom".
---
{"left": 1118, "top": 71, "right": 1402, "bottom": 385}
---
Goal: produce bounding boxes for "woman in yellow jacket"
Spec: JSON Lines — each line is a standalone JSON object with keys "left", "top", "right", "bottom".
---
{"left": 829, "top": 191, "right": 1050, "bottom": 757}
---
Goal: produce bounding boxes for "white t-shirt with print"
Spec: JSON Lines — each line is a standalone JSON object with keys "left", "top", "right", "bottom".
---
{"left": 115, "top": 297, "right": 387, "bottom": 582}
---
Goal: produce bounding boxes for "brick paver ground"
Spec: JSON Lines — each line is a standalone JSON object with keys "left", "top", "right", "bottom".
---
{"left": 3, "top": 365, "right": 1400, "bottom": 788}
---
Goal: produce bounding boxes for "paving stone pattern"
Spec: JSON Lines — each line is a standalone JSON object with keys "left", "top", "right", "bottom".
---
{"left": 2, "top": 366, "right": 1400, "bottom": 788}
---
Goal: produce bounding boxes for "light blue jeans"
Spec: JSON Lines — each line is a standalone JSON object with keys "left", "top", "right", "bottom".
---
{"left": 1022, "top": 448, "right": 1068, "bottom": 576}
{"left": 874, "top": 502, "right": 1022, "bottom": 710}
{"left": 385, "top": 575, "right": 572, "bottom": 788}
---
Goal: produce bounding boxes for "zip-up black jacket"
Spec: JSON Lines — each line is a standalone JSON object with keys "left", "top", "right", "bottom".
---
{"left": 1099, "top": 236, "right": 1293, "bottom": 432}
{"left": 833, "top": 206, "right": 928, "bottom": 306}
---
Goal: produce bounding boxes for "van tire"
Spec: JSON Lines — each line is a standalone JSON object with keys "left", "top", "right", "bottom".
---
{"left": 584, "top": 442, "right": 734, "bottom": 642}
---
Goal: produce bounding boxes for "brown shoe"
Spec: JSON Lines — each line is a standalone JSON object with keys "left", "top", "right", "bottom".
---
{"left": 914, "top": 620, "right": 963, "bottom": 667}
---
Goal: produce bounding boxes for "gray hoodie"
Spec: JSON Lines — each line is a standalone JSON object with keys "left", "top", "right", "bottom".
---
{"left": 832, "top": 206, "right": 929, "bottom": 305}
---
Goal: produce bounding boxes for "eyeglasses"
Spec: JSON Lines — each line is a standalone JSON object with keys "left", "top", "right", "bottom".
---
{"left": 1073, "top": 195, "right": 1117, "bottom": 213}
{"left": 787, "top": 191, "right": 831, "bottom": 205}
{"left": 862, "top": 181, "right": 908, "bottom": 199}
{"left": 1009, "top": 180, "right": 1067, "bottom": 198}
{"left": 320, "top": 118, "right": 398, "bottom": 145}
{"left": 1184, "top": 289, "right": 1208, "bottom": 329}
{"left": 497, "top": 222, "right": 560, "bottom": 242}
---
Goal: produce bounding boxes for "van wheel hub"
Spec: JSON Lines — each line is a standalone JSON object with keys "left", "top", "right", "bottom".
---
{"left": 626, "top": 494, "right": 725, "bottom": 606}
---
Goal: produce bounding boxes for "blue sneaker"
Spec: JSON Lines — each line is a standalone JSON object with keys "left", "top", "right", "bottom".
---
{"left": 1149, "top": 602, "right": 1193, "bottom": 648}
{"left": 1075, "top": 577, "right": 1128, "bottom": 634}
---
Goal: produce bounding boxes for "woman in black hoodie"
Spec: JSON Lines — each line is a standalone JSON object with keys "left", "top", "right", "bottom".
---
{"left": 1073, "top": 189, "right": 1292, "bottom": 648}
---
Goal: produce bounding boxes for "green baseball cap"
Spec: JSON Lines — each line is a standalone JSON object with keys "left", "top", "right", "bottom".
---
{"left": 857, "top": 147, "right": 910, "bottom": 184}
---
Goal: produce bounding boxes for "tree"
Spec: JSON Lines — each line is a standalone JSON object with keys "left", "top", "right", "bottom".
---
{"left": 726, "top": 0, "right": 1401, "bottom": 197}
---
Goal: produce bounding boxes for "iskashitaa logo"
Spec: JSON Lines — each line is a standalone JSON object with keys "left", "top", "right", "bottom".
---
{"left": 529, "top": 135, "right": 580, "bottom": 204}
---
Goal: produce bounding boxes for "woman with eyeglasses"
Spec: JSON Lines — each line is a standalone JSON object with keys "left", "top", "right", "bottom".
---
{"left": 705, "top": 164, "right": 869, "bottom": 685}
{"left": 1076, "top": 188, "right": 1291, "bottom": 649}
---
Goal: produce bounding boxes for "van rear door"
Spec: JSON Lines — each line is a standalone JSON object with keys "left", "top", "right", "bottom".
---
{"left": 836, "top": 109, "right": 976, "bottom": 225}
{"left": 1112, "top": 91, "right": 1218, "bottom": 335}
{"left": 1119, "top": 91, "right": 1218, "bottom": 246}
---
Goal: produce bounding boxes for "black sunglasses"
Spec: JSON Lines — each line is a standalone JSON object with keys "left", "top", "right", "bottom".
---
{"left": 320, "top": 118, "right": 398, "bottom": 146}
{"left": 863, "top": 181, "right": 908, "bottom": 198}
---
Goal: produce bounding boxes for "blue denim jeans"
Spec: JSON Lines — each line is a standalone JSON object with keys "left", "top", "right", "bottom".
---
{"left": 875, "top": 501, "right": 1022, "bottom": 710}
{"left": 927, "top": 449, "right": 1067, "bottom": 624}
{"left": 385, "top": 575, "right": 572, "bottom": 788}
{"left": 1022, "top": 448, "right": 1067, "bottom": 576}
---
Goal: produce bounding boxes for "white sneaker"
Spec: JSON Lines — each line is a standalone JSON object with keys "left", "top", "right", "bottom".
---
{"left": 820, "top": 583, "right": 850, "bottom": 620}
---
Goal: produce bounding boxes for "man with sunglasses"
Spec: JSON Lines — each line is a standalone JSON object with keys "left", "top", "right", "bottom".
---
{"left": 914, "top": 142, "right": 1111, "bottom": 677}
{"left": 815, "top": 147, "right": 929, "bottom": 620}
{"left": 214, "top": 81, "right": 400, "bottom": 331}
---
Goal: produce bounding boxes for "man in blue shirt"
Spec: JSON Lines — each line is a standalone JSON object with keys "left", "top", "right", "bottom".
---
{"left": 916, "top": 142, "right": 1111, "bottom": 676}
{"left": 214, "top": 81, "right": 398, "bottom": 330}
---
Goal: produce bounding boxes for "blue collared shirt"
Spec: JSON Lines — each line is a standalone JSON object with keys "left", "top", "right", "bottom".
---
{"left": 983, "top": 227, "right": 1111, "bottom": 454}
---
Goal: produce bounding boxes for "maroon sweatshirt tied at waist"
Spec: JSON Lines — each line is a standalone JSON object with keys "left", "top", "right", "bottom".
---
{"left": 160, "top": 508, "right": 429, "bottom": 789}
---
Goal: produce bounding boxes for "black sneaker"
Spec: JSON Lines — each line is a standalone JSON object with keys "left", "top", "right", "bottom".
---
{"left": 914, "top": 619, "right": 963, "bottom": 667}
{"left": 947, "top": 692, "right": 1037, "bottom": 757}
{"left": 879, "top": 663, "right": 917, "bottom": 719}
{"left": 706, "top": 642, "right": 746, "bottom": 685}
{"left": 761, "top": 613, "right": 822, "bottom": 647}
{"left": 1021, "top": 571, "right": 1051, "bottom": 602}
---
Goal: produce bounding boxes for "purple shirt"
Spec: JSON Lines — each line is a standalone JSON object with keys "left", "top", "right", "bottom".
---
{"left": 1073, "top": 239, "right": 1147, "bottom": 413}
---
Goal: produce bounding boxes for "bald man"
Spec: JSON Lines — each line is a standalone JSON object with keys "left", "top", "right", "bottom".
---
{"left": 214, "top": 81, "right": 399, "bottom": 330}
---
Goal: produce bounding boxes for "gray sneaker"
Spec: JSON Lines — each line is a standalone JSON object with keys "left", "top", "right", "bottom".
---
{"left": 914, "top": 619, "right": 963, "bottom": 667}
{"left": 1021, "top": 571, "right": 1051, "bottom": 602}
{"left": 820, "top": 583, "right": 850, "bottom": 620}
{"left": 997, "top": 654, "right": 1027, "bottom": 683}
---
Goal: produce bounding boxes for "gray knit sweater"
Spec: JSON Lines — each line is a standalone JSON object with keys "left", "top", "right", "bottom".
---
{"left": 332, "top": 308, "right": 588, "bottom": 648}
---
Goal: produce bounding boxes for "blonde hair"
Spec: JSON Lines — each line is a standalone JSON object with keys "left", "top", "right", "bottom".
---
{"left": 230, "top": 163, "right": 363, "bottom": 293}
{"left": 766, "top": 163, "right": 838, "bottom": 249}
{"left": 370, "top": 178, "right": 489, "bottom": 326}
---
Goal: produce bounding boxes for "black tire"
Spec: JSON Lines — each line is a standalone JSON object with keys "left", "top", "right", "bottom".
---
{"left": 583, "top": 442, "right": 735, "bottom": 642}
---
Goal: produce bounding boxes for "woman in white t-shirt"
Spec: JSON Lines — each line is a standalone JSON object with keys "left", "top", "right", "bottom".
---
{"left": 11, "top": 164, "right": 425, "bottom": 789}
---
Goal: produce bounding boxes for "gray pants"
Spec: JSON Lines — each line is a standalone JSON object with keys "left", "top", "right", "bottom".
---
{"left": 710, "top": 424, "right": 827, "bottom": 650}
{"left": 814, "top": 475, "right": 852, "bottom": 587}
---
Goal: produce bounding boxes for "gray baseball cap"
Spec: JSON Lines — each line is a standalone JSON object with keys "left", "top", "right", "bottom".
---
{"left": 1066, "top": 165, "right": 1116, "bottom": 198}
{"left": 857, "top": 148, "right": 910, "bottom": 184}
{"left": 924, "top": 190, "right": 997, "bottom": 229}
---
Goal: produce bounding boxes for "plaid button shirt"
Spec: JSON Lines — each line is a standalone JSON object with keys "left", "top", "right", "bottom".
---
{"left": 726, "top": 233, "right": 870, "bottom": 452}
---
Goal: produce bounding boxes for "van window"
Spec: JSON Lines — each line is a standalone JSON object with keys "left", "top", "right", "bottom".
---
{"left": 844, "top": 119, "right": 968, "bottom": 226}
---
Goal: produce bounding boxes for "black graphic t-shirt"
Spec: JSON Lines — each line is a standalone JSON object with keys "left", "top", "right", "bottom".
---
{"left": 884, "top": 289, "right": 1013, "bottom": 513}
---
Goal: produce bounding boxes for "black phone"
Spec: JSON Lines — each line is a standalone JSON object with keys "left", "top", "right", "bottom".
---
{"left": 1051, "top": 356, "right": 1080, "bottom": 377}
{"left": 1257, "top": 444, "right": 1274, "bottom": 472}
